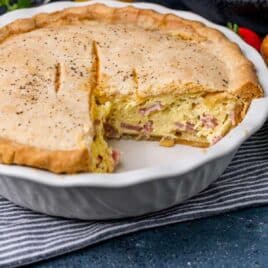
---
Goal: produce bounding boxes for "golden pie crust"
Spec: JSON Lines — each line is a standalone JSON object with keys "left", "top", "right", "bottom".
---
{"left": 0, "top": 4, "right": 263, "bottom": 173}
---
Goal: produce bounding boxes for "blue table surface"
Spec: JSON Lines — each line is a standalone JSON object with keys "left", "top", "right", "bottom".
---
{"left": 26, "top": 206, "right": 268, "bottom": 268}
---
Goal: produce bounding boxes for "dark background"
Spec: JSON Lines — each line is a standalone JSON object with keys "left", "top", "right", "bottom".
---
{"left": 27, "top": 207, "right": 268, "bottom": 268}
{"left": 3, "top": 0, "right": 267, "bottom": 35}
{"left": 141, "top": 0, "right": 268, "bottom": 35}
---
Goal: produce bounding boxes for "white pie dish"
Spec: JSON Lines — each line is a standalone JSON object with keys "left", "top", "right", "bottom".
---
{"left": 0, "top": 0, "right": 267, "bottom": 220}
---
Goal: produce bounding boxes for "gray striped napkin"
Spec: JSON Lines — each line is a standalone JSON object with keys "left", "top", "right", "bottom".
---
{"left": 1, "top": 121, "right": 268, "bottom": 268}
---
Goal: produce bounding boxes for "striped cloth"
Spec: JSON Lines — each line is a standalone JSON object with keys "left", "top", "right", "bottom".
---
{"left": 1, "top": 121, "right": 268, "bottom": 268}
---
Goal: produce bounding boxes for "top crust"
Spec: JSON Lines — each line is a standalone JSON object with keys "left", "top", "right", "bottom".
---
{"left": 0, "top": 4, "right": 263, "bottom": 100}
{"left": 0, "top": 3, "right": 263, "bottom": 173}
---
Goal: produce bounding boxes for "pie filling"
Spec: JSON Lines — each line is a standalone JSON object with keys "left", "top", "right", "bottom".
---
{"left": 90, "top": 91, "right": 244, "bottom": 171}
{"left": 89, "top": 96, "right": 115, "bottom": 172}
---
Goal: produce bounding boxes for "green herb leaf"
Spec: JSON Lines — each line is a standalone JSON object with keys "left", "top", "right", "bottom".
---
{"left": 233, "top": 23, "right": 239, "bottom": 34}
{"left": 17, "top": 0, "right": 31, "bottom": 9}
{"left": 2, "top": 0, "right": 31, "bottom": 11}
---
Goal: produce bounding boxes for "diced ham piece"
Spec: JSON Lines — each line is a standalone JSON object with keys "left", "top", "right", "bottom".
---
{"left": 112, "top": 149, "right": 120, "bottom": 166}
{"left": 143, "top": 120, "right": 153, "bottom": 137}
{"left": 211, "top": 135, "right": 222, "bottom": 145}
{"left": 143, "top": 120, "right": 153, "bottom": 134}
{"left": 120, "top": 122, "right": 143, "bottom": 132}
{"left": 175, "top": 122, "right": 185, "bottom": 131}
{"left": 201, "top": 114, "right": 218, "bottom": 129}
{"left": 104, "top": 123, "right": 119, "bottom": 138}
{"left": 139, "top": 101, "right": 163, "bottom": 116}
{"left": 120, "top": 121, "right": 154, "bottom": 138}
{"left": 175, "top": 122, "right": 195, "bottom": 132}
{"left": 186, "top": 122, "right": 195, "bottom": 132}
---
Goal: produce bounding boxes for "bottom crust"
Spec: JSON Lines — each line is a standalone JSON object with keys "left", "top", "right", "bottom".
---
{"left": 171, "top": 138, "right": 209, "bottom": 148}
{"left": 113, "top": 134, "right": 210, "bottom": 148}
{"left": 0, "top": 134, "right": 208, "bottom": 174}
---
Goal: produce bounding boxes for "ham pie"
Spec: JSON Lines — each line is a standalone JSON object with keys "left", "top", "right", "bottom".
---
{"left": 0, "top": 4, "right": 263, "bottom": 173}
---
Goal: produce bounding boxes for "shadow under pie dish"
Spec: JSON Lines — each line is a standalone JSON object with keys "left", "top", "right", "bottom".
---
{"left": 0, "top": 3, "right": 263, "bottom": 174}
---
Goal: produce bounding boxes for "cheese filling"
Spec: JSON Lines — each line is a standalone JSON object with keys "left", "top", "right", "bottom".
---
{"left": 89, "top": 96, "right": 116, "bottom": 172}
{"left": 96, "top": 92, "right": 243, "bottom": 148}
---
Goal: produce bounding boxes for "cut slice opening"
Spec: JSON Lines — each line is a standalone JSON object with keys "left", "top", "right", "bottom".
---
{"left": 94, "top": 91, "right": 245, "bottom": 150}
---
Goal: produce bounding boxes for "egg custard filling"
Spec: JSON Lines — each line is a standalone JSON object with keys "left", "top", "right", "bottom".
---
{"left": 93, "top": 91, "right": 244, "bottom": 150}
{"left": 89, "top": 96, "right": 114, "bottom": 172}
